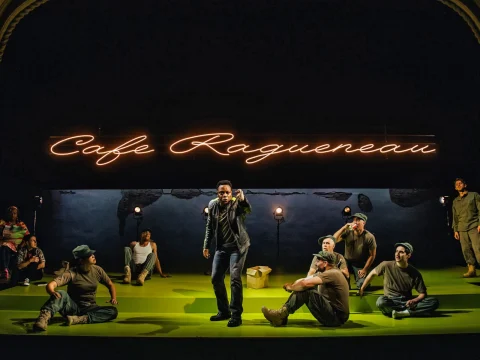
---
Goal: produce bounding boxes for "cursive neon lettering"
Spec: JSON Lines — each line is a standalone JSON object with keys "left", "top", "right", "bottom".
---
{"left": 50, "top": 135, "right": 154, "bottom": 166}
{"left": 169, "top": 132, "right": 436, "bottom": 164}
{"left": 50, "top": 135, "right": 95, "bottom": 156}
{"left": 169, "top": 133, "right": 232, "bottom": 156}
{"left": 51, "top": 132, "right": 436, "bottom": 166}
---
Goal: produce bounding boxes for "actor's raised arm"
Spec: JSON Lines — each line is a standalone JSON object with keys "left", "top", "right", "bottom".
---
{"left": 333, "top": 224, "right": 350, "bottom": 243}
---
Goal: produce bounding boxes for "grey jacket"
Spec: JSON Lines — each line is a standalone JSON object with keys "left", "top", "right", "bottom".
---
{"left": 203, "top": 197, "right": 252, "bottom": 254}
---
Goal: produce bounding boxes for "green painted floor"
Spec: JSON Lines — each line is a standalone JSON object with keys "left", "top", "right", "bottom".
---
{"left": 1, "top": 266, "right": 480, "bottom": 337}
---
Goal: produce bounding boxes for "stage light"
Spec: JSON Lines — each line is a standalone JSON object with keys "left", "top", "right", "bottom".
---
{"left": 273, "top": 206, "right": 285, "bottom": 261}
{"left": 33, "top": 196, "right": 43, "bottom": 209}
{"left": 202, "top": 206, "right": 209, "bottom": 222}
{"left": 32, "top": 195, "right": 43, "bottom": 235}
{"left": 133, "top": 206, "right": 144, "bottom": 241}
{"left": 341, "top": 206, "right": 351, "bottom": 218}
{"left": 439, "top": 196, "right": 449, "bottom": 205}
{"left": 274, "top": 207, "right": 284, "bottom": 221}
{"left": 133, "top": 206, "right": 143, "bottom": 220}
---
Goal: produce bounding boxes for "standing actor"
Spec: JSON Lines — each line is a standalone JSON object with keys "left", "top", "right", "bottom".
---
{"left": 33, "top": 245, "right": 118, "bottom": 331}
{"left": 359, "top": 242, "right": 439, "bottom": 319}
{"left": 452, "top": 178, "right": 480, "bottom": 277}
{"left": 333, "top": 212, "right": 376, "bottom": 290}
{"left": 203, "top": 180, "right": 252, "bottom": 327}
{"left": 262, "top": 251, "right": 349, "bottom": 327}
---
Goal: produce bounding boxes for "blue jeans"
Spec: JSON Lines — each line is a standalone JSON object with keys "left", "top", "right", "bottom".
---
{"left": 211, "top": 247, "right": 248, "bottom": 319}
{"left": 41, "top": 290, "right": 118, "bottom": 323}
{"left": 376, "top": 295, "right": 439, "bottom": 317}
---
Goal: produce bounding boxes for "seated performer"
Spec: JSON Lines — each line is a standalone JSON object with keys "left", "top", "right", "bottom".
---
{"left": 262, "top": 251, "right": 349, "bottom": 327}
{"left": 17, "top": 234, "right": 45, "bottom": 285}
{"left": 33, "top": 245, "right": 118, "bottom": 331}
{"left": 0, "top": 206, "right": 30, "bottom": 283}
{"left": 123, "top": 228, "right": 170, "bottom": 286}
{"left": 359, "top": 242, "right": 439, "bottom": 319}
{"left": 308, "top": 235, "right": 349, "bottom": 280}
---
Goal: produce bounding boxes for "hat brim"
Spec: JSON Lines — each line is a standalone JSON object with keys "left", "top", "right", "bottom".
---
{"left": 77, "top": 249, "right": 96, "bottom": 259}
{"left": 312, "top": 254, "right": 333, "bottom": 263}
{"left": 318, "top": 235, "right": 336, "bottom": 245}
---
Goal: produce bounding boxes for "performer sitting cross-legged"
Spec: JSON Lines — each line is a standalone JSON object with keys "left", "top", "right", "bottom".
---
{"left": 33, "top": 245, "right": 118, "bottom": 331}
{"left": 359, "top": 242, "right": 439, "bottom": 319}
{"left": 123, "top": 228, "right": 170, "bottom": 286}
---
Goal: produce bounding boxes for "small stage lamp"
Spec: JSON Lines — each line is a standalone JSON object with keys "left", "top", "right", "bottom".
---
{"left": 274, "top": 207, "right": 284, "bottom": 222}
{"left": 439, "top": 196, "right": 449, "bottom": 206}
{"left": 133, "top": 206, "right": 143, "bottom": 218}
{"left": 202, "top": 206, "right": 209, "bottom": 221}
{"left": 32, "top": 195, "right": 43, "bottom": 235}
{"left": 133, "top": 206, "right": 143, "bottom": 240}
{"left": 341, "top": 206, "right": 351, "bottom": 223}
{"left": 273, "top": 206, "right": 285, "bottom": 261}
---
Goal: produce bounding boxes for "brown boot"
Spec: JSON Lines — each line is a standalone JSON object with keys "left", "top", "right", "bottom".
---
{"left": 33, "top": 309, "right": 52, "bottom": 331}
{"left": 123, "top": 266, "right": 131, "bottom": 284}
{"left": 261, "top": 305, "right": 289, "bottom": 327}
{"left": 463, "top": 264, "right": 477, "bottom": 278}
{"left": 136, "top": 269, "right": 148, "bottom": 286}
{"left": 66, "top": 315, "right": 88, "bottom": 326}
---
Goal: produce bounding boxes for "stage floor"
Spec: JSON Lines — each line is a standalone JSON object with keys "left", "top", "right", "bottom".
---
{"left": 1, "top": 266, "right": 480, "bottom": 338}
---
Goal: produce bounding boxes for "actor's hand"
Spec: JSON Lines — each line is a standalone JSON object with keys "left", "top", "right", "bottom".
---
{"left": 406, "top": 299, "right": 417, "bottom": 309}
{"left": 358, "top": 269, "right": 367, "bottom": 278}
{"left": 283, "top": 283, "right": 292, "bottom": 292}
{"left": 107, "top": 298, "right": 118, "bottom": 305}
{"left": 454, "top": 232, "right": 460, "bottom": 240}
{"left": 203, "top": 249, "right": 210, "bottom": 259}
{"left": 160, "top": 273, "right": 172, "bottom": 278}
{"left": 235, "top": 189, "right": 245, "bottom": 201}
{"left": 50, "top": 291, "right": 61, "bottom": 299}
{"left": 358, "top": 288, "right": 364, "bottom": 298}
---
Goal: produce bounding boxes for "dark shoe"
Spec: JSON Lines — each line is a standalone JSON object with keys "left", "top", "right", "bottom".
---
{"left": 227, "top": 318, "right": 242, "bottom": 327}
{"left": 210, "top": 312, "right": 231, "bottom": 321}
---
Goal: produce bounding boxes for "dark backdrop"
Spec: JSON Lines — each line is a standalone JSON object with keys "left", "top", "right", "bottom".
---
{"left": 10, "top": 187, "right": 458, "bottom": 274}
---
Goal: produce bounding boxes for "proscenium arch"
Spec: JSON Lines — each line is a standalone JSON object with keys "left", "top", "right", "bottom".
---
{"left": 0, "top": 0, "right": 480, "bottom": 65}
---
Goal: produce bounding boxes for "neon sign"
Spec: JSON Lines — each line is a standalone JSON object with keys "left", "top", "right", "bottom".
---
{"left": 50, "top": 132, "right": 436, "bottom": 166}
{"left": 169, "top": 132, "right": 436, "bottom": 164}
{"left": 50, "top": 135, "right": 154, "bottom": 166}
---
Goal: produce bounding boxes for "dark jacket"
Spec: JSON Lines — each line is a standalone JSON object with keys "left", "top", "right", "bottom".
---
{"left": 203, "top": 197, "right": 252, "bottom": 254}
